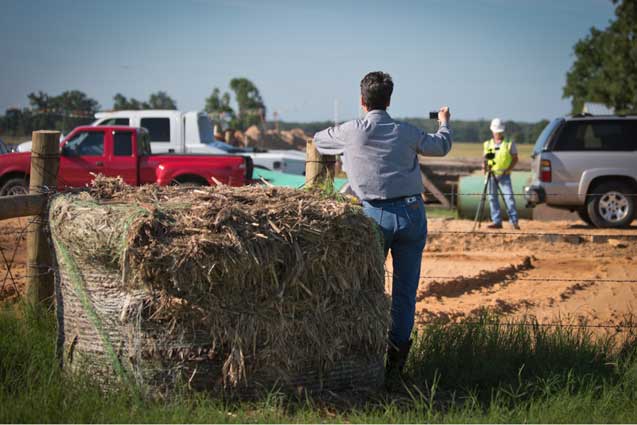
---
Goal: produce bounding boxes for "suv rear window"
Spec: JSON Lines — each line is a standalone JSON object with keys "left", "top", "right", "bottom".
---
{"left": 140, "top": 118, "right": 170, "bottom": 142}
{"left": 553, "top": 120, "right": 637, "bottom": 151}
{"left": 533, "top": 118, "right": 562, "bottom": 156}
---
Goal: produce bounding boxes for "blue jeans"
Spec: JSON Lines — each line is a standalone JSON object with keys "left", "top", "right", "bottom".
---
{"left": 362, "top": 196, "right": 427, "bottom": 345}
{"left": 488, "top": 173, "right": 518, "bottom": 225}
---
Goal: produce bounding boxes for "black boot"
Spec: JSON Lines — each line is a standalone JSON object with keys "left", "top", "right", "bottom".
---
{"left": 385, "top": 339, "right": 412, "bottom": 391}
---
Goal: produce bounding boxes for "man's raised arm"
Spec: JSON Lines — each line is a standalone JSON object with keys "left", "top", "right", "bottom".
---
{"left": 417, "top": 106, "right": 452, "bottom": 157}
{"left": 313, "top": 122, "right": 350, "bottom": 156}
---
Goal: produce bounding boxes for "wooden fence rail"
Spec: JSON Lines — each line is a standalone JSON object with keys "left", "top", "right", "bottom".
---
{"left": 0, "top": 193, "right": 47, "bottom": 220}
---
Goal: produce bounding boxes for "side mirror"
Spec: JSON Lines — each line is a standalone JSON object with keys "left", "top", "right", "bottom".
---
{"left": 61, "top": 145, "right": 75, "bottom": 157}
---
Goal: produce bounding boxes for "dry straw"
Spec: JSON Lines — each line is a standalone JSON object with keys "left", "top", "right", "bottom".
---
{"left": 50, "top": 176, "right": 389, "bottom": 396}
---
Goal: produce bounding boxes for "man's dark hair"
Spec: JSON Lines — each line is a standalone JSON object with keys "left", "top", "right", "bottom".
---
{"left": 360, "top": 71, "right": 393, "bottom": 111}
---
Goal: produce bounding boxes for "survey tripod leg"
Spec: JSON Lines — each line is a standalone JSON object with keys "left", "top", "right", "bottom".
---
{"left": 472, "top": 172, "right": 492, "bottom": 231}
{"left": 473, "top": 170, "right": 510, "bottom": 230}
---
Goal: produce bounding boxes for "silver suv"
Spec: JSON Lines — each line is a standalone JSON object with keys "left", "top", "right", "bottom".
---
{"left": 525, "top": 115, "right": 637, "bottom": 228}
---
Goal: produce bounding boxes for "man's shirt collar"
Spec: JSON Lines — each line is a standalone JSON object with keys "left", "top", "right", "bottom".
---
{"left": 365, "top": 109, "right": 391, "bottom": 121}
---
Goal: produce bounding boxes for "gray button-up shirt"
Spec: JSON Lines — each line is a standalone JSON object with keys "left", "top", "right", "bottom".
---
{"left": 314, "top": 110, "right": 452, "bottom": 200}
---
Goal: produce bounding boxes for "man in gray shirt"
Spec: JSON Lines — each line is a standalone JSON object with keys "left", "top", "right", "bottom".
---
{"left": 314, "top": 71, "right": 452, "bottom": 388}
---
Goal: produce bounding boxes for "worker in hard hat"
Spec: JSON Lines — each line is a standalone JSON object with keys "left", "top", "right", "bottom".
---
{"left": 483, "top": 118, "right": 520, "bottom": 229}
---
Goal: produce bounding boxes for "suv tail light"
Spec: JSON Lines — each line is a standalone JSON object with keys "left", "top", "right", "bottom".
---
{"left": 540, "top": 159, "right": 552, "bottom": 182}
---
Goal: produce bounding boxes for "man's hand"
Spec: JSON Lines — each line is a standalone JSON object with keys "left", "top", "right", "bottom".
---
{"left": 438, "top": 106, "right": 450, "bottom": 125}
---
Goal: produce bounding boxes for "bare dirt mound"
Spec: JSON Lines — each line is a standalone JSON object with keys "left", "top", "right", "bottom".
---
{"left": 243, "top": 126, "right": 308, "bottom": 151}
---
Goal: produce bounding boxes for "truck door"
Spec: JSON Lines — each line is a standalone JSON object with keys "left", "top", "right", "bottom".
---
{"left": 59, "top": 129, "right": 106, "bottom": 188}
{"left": 103, "top": 130, "right": 137, "bottom": 185}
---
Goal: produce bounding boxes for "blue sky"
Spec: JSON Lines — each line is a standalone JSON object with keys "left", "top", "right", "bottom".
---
{"left": 0, "top": 0, "right": 615, "bottom": 122}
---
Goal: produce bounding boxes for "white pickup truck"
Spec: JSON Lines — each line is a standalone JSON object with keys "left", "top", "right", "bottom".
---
{"left": 17, "top": 110, "right": 307, "bottom": 175}
{"left": 93, "top": 110, "right": 307, "bottom": 175}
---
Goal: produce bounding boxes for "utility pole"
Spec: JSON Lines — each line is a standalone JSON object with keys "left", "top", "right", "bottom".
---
{"left": 333, "top": 99, "right": 339, "bottom": 127}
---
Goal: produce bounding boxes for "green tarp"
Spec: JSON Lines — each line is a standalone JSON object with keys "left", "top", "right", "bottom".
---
{"left": 253, "top": 168, "right": 348, "bottom": 191}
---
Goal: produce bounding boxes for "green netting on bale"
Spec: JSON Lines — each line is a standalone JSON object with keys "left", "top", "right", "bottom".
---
{"left": 49, "top": 177, "right": 389, "bottom": 396}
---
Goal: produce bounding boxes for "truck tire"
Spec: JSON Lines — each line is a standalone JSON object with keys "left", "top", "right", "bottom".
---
{"left": 586, "top": 182, "right": 635, "bottom": 228}
{"left": 0, "top": 178, "right": 29, "bottom": 196}
{"left": 171, "top": 176, "right": 208, "bottom": 187}
{"left": 576, "top": 209, "right": 593, "bottom": 226}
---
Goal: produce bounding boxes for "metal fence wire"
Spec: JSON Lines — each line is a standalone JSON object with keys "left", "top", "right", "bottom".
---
{"left": 0, "top": 181, "right": 636, "bottom": 331}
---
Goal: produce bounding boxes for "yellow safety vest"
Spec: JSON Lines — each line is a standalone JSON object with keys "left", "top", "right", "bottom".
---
{"left": 483, "top": 139, "right": 513, "bottom": 175}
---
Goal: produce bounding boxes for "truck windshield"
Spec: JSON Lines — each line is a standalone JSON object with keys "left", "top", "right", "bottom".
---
{"left": 532, "top": 118, "right": 562, "bottom": 156}
{"left": 198, "top": 115, "right": 216, "bottom": 144}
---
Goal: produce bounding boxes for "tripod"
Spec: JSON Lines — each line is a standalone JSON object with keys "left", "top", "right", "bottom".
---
{"left": 472, "top": 167, "right": 510, "bottom": 231}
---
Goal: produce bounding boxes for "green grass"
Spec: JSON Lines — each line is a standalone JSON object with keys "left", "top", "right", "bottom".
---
{"left": 2, "top": 305, "right": 637, "bottom": 423}
{"left": 446, "top": 142, "right": 534, "bottom": 160}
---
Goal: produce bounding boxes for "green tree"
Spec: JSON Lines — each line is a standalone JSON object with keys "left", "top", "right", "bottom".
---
{"left": 113, "top": 92, "right": 177, "bottom": 110}
{"left": 205, "top": 88, "right": 234, "bottom": 114}
{"left": 52, "top": 90, "right": 99, "bottom": 132}
{"left": 563, "top": 0, "right": 637, "bottom": 114}
{"left": 25, "top": 90, "right": 98, "bottom": 133}
{"left": 205, "top": 88, "right": 235, "bottom": 127}
{"left": 27, "top": 91, "right": 52, "bottom": 112}
{"left": 113, "top": 93, "right": 136, "bottom": 110}
{"left": 147, "top": 91, "right": 177, "bottom": 109}
{"left": 54, "top": 90, "right": 100, "bottom": 115}
{"left": 229, "top": 78, "right": 266, "bottom": 130}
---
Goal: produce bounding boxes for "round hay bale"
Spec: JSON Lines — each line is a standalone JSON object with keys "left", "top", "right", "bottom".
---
{"left": 50, "top": 179, "right": 389, "bottom": 397}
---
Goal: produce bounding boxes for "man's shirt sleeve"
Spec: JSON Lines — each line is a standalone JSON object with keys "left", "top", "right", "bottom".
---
{"left": 416, "top": 123, "right": 452, "bottom": 156}
{"left": 510, "top": 141, "right": 518, "bottom": 155}
{"left": 313, "top": 122, "right": 351, "bottom": 155}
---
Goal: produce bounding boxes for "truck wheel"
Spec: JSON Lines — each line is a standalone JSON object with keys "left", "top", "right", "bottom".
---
{"left": 171, "top": 177, "right": 207, "bottom": 187}
{"left": 586, "top": 182, "right": 635, "bottom": 228}
{"left": 0, "top": 178, "right": 29, "bottom": 196}
{"left": 576, "top": 209, "right": 593, "bottom": 226}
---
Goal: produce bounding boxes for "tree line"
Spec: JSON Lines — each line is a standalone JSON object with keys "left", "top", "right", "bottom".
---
{"left": 0, "top": 77, "right": 266, "bottom": 137}
{"left": 278, "top": 119, "right": 550, "bottom": 144}
{"left": 0, "top": 90, "right": 179, "bottom": 136}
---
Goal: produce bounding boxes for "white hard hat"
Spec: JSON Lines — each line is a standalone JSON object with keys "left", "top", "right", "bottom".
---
{"left": 490, "top": 118, "right": 505, "bottom": 133}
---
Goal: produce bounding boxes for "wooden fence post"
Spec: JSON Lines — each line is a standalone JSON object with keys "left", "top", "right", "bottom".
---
{"left": 26, "top": 130, "right": 60, "bottom": 305}
{"left": 305, "top": 139, "right": 335, "bottom": 188}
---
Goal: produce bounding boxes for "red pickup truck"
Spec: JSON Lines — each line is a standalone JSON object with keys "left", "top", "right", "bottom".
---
{"left": 0, "top": 126, "right": 253, "bottom": 195}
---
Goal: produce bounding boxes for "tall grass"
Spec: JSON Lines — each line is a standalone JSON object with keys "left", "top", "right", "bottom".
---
{"left": 1, "top": 305, "right": 636, "bottom": 423}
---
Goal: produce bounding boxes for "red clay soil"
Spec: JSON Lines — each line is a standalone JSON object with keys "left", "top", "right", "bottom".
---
{"left": 386, "top": 218, "right": 637, "bottom": 331}
{"left": 0, "top": 218, "right": 30, "bottom": 303}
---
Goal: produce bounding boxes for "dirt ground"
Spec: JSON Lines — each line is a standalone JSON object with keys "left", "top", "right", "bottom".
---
{"left": 385, "top": 218, "right": 637, "bottom": 330}
{"left": 0, "top": 217, "right": 30, "bottom": 302}
{"left": 2, "top": 216, "right": 636, "bottom": 331}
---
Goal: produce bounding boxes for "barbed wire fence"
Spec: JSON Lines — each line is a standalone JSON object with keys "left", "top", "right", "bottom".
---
{"left": 0, "top": 134, "right": 635, "bottom": 335}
